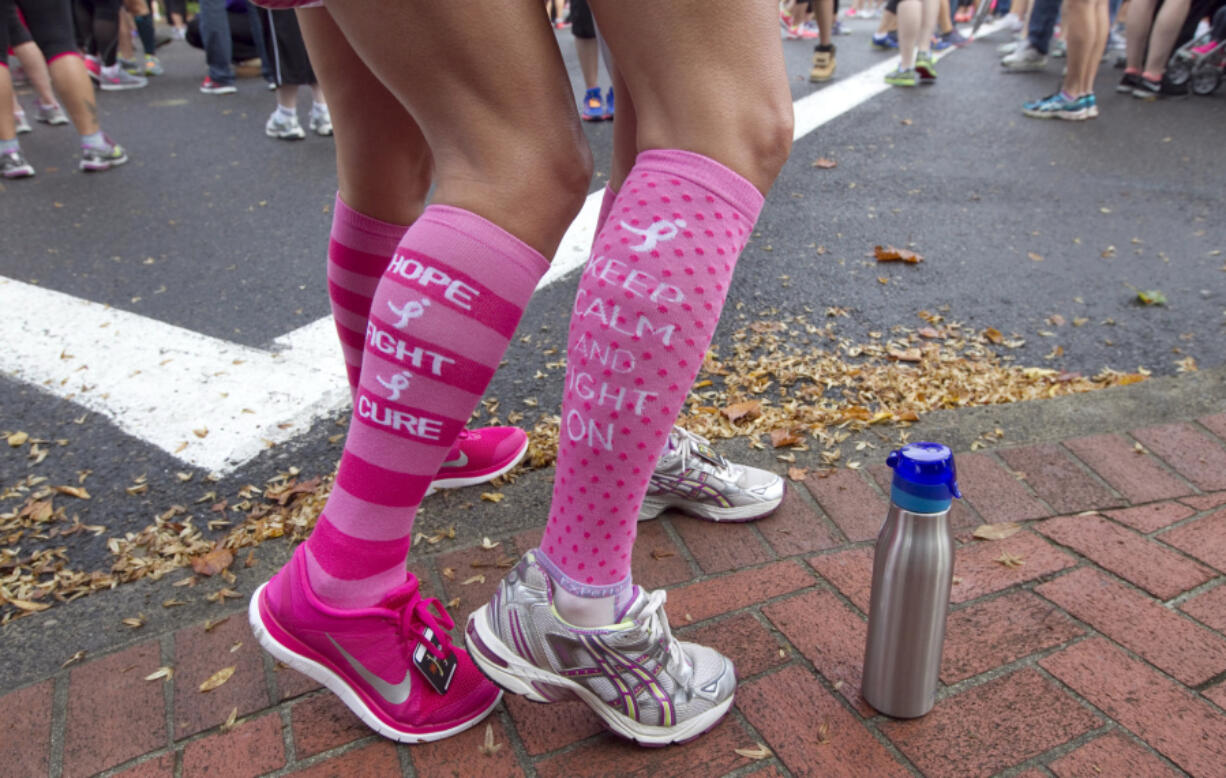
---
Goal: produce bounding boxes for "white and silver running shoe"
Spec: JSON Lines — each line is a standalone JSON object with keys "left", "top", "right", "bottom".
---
{"left": 639, "top": 426, "right": 785, "bottom": 522}
{"left": 465, "top": 552, "right": 736, "bottom": 746}
{"left": 266, "top": 111, "right": 306, "bottom": 140}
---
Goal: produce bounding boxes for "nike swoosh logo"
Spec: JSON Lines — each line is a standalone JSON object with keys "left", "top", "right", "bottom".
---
{"left": 328, "top": 635, "right": 413, "bottom": 705}
{"left": 439, "top": 450, "right": 469, "bottom": 469}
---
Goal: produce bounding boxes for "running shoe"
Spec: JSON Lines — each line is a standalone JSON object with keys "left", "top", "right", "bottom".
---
{"left": 118, "top": 56, "right": 141, "bottom": 74}
{"left": 464, "top": 551, "right": 736, "bottom": 746}
{"left": 200, "top": 77, "right": 237, "bottom": 95}
{"left": 1050, "top": 38, "right": 1067, "bottom": 58}
{"left": 309, "top": 105, "right": 334, "bottom": 136}
{"left": 810, "top": 43, "right": 837, "bottom": 82}
{"left": 1116, "top": 71, "right": 1142, "bottom": 92}
{"left": 80, "top": 139, "right": 129, "bottom": 171}
{"left": 1080, "top": 93, "right": 1099, "bottom": 119}
{"left": 144, "top": 55, "right": 165, "bottom": 76}
{"left": 799, "top": 20, "right": 820, "bottom": 39}
{"left": 84, "top": 55, "right": 102, "bottom": 83}
{"left": 36, "top": 102, "right": 69, "bottom": 126}
{"left": 14, "top": 111, "right": 31, "bottom": 134}
{"left": 98, "top": 67, "right": 148, "bottom": 91}
{"left": 916, "top": 52, "right": 938, "bottom": 83}
{"left": 939, "top": 27, "right": 970, "bottom": 47}
{"left": 997, "top": 37, "right": 1024, "bottom": 55}
{"left": 872, "top": 31, "right": 899, "bottom": 49}
{"left": 427, "top": 426, "right": 529, "bottom": 496}
{"left": 1190, "top": 41, "right": 1216, "bottom": 55}
{"left": 580, "top": 86, "right": 605, "bottom": 121}
{"left": 885, "top": 66, "right": 919, "bottom": 86}
{"left": 1021, "top": 91, "right": 1086, "bottom": 119}
{"left": 638, "top": 427, "right": 784, "bottom": 522}
{"left": 833, "top": 19, "right": 852, "bottom": 35}
{"left": 266, "top": 111, "right": 306, "bottom": 140}
{"left": 250, "top": 545, "right": 501, "bottom": 742}
{"left": 1001, "top": 42, "right": 1047, "bottom": 71}
{"left": 603, "top": 87, "right": 614, "bottom": 120}
{"left": 1131, "top": 74, "right": 1183, "bottom": 99}
{"left": 1, "top": 150, "right": 35, "bottom": 179}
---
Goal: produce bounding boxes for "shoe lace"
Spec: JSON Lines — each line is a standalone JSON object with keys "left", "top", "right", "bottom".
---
{"left": 637, "top": 590, "right": 695, "bottom": 691}
{"left": 397, "top": 591, "right": 457, "bottom": 660}
{"left": 668, "top": 426, "right": 732, "bottom": 477}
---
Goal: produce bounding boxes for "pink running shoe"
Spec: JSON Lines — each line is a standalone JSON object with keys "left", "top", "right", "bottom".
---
{"left": 249, "top": 546, "right": 501, "bottom": 742}
{"left": 1191, "top": 41, "right": 1217, "bottom": 55}
{"left": 426, "top": 426, "right": 529, "bottom": 495}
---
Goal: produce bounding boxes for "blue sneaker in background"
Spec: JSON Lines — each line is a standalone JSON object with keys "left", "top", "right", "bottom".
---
{"left": 581, "top": 87, "right": 604, "bottom": 121}
{"left": 872, "top": 31, "right": 899, "bottom": 49}
{"left": 603, "top": 87, "right": 614, "bottom": 120}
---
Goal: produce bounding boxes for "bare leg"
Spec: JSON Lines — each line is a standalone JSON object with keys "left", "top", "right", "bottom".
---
{"left": 48, "top": 56, "right": 101, "bottom": 136}
{"left": 898, "top": 0, "right": 922, "bottom": 67}
{"left": 1124, "top": 0, "right": 1159, "bottom": 70}
{"left": 13, "top": 42, "right": 60, "bottom": 108}
{"left": 119, "top": 10, "right": 136, "bottom": 60}
{"left": 590, "top": 0, "right": 792, "bottom": 192}
{"left": 0, "top": 66, "right": 16, "bottom": 140}
{"left": 1142, "top": 0, "right": 1191, "bottom": 75}
{"left": 1084, "top": 0, "right": 1110, "bottom": 92}
{"left": 296, "top": 7, "right": 431, "bottom": 225}
{"left": 575, "top": 34, "right": 600, "bottom": 89}
{"left": 319, "top": 0, "right": 591, "bottom": 255}
{"left": 918, "top": 0, "right": 939, "bottom": 54}
{"left": 1061, "top": 0, "right": 1093, "bottom": 92}
{"left": 276, "top": 83, "right": 299, "bottom": 111}
{"left": 817, "top": 0, "right": 834, "bottom": 45}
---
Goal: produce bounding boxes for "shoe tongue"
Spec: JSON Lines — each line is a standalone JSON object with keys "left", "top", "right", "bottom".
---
{"left": 614, "top": 586, "right": 647, "bottom": 624}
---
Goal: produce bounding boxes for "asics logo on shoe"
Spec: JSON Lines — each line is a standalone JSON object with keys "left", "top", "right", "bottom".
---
{"left": 328, "top": 635, "right": 413, "bottom": 704}
{"left": 439, "top": 450, "right": 469, "bottom": 469}
{"left": 620, "top": 219, "right": 688, "bottom": 251}
{"left": 648, "top": 471, "right": 733, "bottom": 507}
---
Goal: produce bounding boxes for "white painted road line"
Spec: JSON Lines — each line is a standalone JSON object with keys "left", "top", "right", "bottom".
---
{"left": 1, "top": 26, "right": 1000, "bottom": 474}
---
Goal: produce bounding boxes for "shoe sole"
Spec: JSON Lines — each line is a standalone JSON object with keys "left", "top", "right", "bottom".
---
{"left": 465, "top": 605, "right": 734, "bottom": 746}
{"left": 80, "top": 154, "right": 129, "bottom": 172}
{"left": 637, "top": 481, "right": 785, "bottom": 522}
{"left": 424, "top": 435, "right": 530, "bottom": 496}
{"left": 3, "top": 169, "right": 36, "bottom": 179}
{"left": 1021, "top": 108, "right": 1087, "bottom": 119}
{"left": 201, "top": 88, "right": 237, "bottom": 95}
{"left": 248, "top": 583, "right": 502, "bottom": 743}
{"left": 266, "top": 129, "right": 306, "bottom": 140}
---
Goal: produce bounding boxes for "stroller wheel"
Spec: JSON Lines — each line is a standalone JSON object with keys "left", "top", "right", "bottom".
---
{"left": 1191, "top": 66, "right": 1221, "bottom": 95}
{"left": 1166, "top": 58, "right": 1192, "bottom": 86}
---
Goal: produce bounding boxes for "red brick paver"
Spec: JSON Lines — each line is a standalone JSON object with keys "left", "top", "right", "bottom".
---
{"left": 1064, "top": 433, "right": 1194, "bottom": 503}
{"left": 997, "top": 444, "right": 1123, "bottom": 514}
{"left": 180, "top": 712, "right": 286, "bottom": 778}
{"left": 1103, "top": 501, "right": 1197, "bottom": 533}
{"left": 1041, "top": 637, "right": 1226, "bottom": 778}
{"left": 285, "top": 741, "right": 400, "bottom": 777}
{"left": 671, "top": 511, "right": 774, "bottom": 573}
{"left": 804, "top": 468, "right": 887, "bottom": 542}
{"left": 739, "top": 665, "right": 909, "bottom": 778}
{"left": 755, "top": 486, "right": 844, "bottom": 557}
{"left": 879, "top": 669, "right": 1101, "bottom": 778}
{"left": 1158, "top": 507, "right": 1226, "bottom": 573}
{"left": 953, "top": 452, "right": 1050, "bottom": 524}
{"left": 62, "top": 640, "right": 166, "bottom": 778}
{"left": 1047, "top": 730, "right": 1184, "bottom": 778}
{"left": 1132, "top": 422, "right": 1226, "bottom": 492}
{"left": 1180, "top": 583, "right": 1226, "bottom": 632}
{"left": 534, "top": 717, "right": 754, "bottom": 778}
{"left": 666, "top": 560, "right": 814, "bottom": 624}
{"left": 174, "top": 614, "right": 270, "bottom": 739}
{"left": 1035, "top": 513, "right": 1216, "bottom": 599}
{"left": 1036, "top": 567, "right": 1226, "bottom": 686}
{"left": 763, "top": 589, "right": 871, "bottom": 713}
{"left": 940, "top": 590, "right": 1084, "bottom": 684}
{"left": 949, "top": 529, "right": 1077, "bottom": 603}
{"left": 0, "top": 681, "right": 53, "bottom": 777}
{"left": 290, "top": 692, "right": 368, "bottom": 759}
{"left": 409, "top": 716, "right": 523, "bottom": 778}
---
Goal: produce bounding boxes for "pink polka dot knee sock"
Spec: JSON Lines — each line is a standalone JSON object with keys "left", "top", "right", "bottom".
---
{"left": 537, "top": 149, "right": 764, "bottom": 603}
{"left": 326, "top": 196, "right": 409, "bottom": 397}
{"left": 305, "top": 205, "right": 548, "bottom": 608}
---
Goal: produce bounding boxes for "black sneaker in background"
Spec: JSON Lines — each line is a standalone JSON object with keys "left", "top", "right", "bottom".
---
{"left": 1116, "top": 72, "right": 1141, "bottom": 93}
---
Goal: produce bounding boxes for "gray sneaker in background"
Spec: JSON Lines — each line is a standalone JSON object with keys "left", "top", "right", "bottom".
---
{"left": 1001, "top": 42, "right": 1048, "bottom": 71}
{"left": 36, "top": 102, "right": 69, "bottom": 126}
{"left": 640, "top": 426, "right": 785, "bottom": 522}
{"left": 465, "top": 552, "right": 737, "bottom": 746}
{"left": 265, "top": 111, "right": 306, "bottom": 140}
{"left": 15, "top": 111, "right": 31, "bottom": 134}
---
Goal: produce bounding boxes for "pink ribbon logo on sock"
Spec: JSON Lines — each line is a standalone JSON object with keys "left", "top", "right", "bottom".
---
{"left": 620, "top": 219, "right": 688, "bottom": 251}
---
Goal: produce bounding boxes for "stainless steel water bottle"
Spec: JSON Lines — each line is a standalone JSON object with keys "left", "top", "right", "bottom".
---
{"left": 861, "top": 442, "right": 961, "bottom": 719}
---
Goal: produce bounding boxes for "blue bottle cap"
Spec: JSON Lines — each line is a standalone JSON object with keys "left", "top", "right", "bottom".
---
{"left": 886, "top": 442, "right": 961, "bottom": 513}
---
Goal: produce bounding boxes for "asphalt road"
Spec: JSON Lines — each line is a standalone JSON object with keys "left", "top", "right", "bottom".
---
{"left": 2, "top": 18, "right": 1224, "bottom": 687}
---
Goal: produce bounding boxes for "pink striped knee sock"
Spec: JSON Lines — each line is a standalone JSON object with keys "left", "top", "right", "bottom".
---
{"left": 537, "top": 149, "right": 764, "bottom": 599}
{"left": 305, "top": 205, "right": 548, "bottom": 608}
{"left": 326, "top": 196, "right": 410, "bottom": 397}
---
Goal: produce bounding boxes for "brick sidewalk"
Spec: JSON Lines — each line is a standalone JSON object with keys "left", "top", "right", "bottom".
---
{"left": 5, "top": 415, "right": 1226, "bottom": 777}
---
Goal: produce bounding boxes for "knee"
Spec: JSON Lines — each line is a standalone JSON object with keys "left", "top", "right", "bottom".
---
{"left": 747, "top": 93, "right": 795, "bottom": 185}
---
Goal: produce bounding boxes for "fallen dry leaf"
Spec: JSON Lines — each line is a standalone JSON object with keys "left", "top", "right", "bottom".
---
{"left": 788, "top": 467, "right": 809, "bottom": 481}
{"left": 462, "top": 574, "right": 487, "bottom": 586}
{"left": 982, "top": 327, "right": 1004, "bottom": 344}
{"left": 480, "top": 536, "right": 500, "bottom": 550}
{"left": 199, "top": 666, "right": 236, "bottom": 693}
{"left": 53, "top": 485, "right": 91, "bottom": 500}
{"left": 770, "top": 428, "right": 803, "bottom": 448}
{"left": 1028, "top": 252, "right": 1044, "bottom": 262}
{"left": 812, "top": 157, "right": 837, "bottom": 169}
{"left": 721, "top": 400, "right": 762, "bottom": 424}
{"left": 972, "top": 523, "right": 1022, "bottom": 541}
{"left": 995, "top": 552, "right": 1025, "bottom": 569}
{"left": 10, "top": 598, "right": 52, "bottom": 612}
{"left": 480, "top": 492, "right": 505, "bottom": 503}
{"left": 61, "top": 650, "right": 87, "bottom": 668}
{"left": 479, "top": 723, "right": 502, "bottom": 756}
{"left": 7, "top": 431, "right": 29, "bottom": 447}
{"left": 874, "top": 245, "right": 923, "bottom": 264}
{"left": 219, "top": 707, "right": 241, "bottom": 733}
{"left": 191, "top": 547, "right": 234, "bottom": 577}
{"left": 651, "top": 548, "right": 676, "bottom": 560}
{"left": 145, "top": 666, "right": 174, "bottom": 682}
{"left": 734, "top": 743, "right": 773, "bottom": 760}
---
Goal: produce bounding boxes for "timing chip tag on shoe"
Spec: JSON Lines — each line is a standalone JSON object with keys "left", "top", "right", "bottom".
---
{"left": 694, "top": 441, "right": 728, "bottom": 469}
{"left": 412, "top": 627, "right": 457, "bottom": 694}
